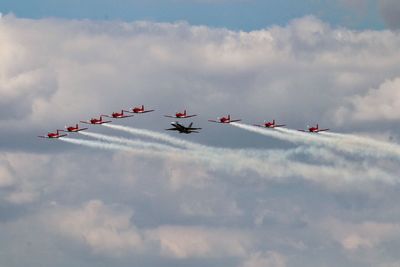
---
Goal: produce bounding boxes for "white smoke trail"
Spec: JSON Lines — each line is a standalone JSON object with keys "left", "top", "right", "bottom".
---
{"left": 103, "top": 123, "right": 285, "bottom": 159}
{"left": 59, "top": 137, "right": 133, "bottom": 152}
{"left": 321, "top": 131, "right": 400, "bottom": 158}
{"left": 103, "top": 123, "right": 197, "bottom": 149}
{"left": 231, "top": 122, "right": 296, "bottom": 142}
{"left": 59, "top": 137, "right": 177, "bottom": 159}
{"left": 79, "top": 131, "right": 181, "bottom": 152}
{"left": 62, "top": 131, "right": 398, "bottom": 186}
{"left": 232, "top": 122, "right": 400, "bottom": 160}
{"left": 99, "top": 123, "right": 398, "bottom": 184}
{"left": 278, "top": 127, "right": 400, "bottom": 159}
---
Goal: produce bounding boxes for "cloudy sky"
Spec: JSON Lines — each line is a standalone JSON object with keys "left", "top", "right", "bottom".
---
{"left": 1, "top": 1, "right": 400, "bottom": 267}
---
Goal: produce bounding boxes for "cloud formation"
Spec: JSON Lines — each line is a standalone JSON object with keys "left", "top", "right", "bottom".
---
{"left": 379, "top": 0, "right": 400, "bottom": 29}
{"left": 1, "top": 14, "right": 400, "bottom": 267}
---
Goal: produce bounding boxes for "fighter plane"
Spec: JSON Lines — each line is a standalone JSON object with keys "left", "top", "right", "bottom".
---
{"left": 208, "top": 115, "right": 241, "bottom": 124}
{"left": 254, "top": 119, "right": 285, "bottom": 128}
{"left": 38, "top": 129, "right": 67, "bottom": 139}
{"left": 165, "top": 122, "right": 201, "bottom": 134}
{"left": 103, "top": 110, "right": 134, "bottom": 119}
{"left": 164, "top": 110, "right": 197, "bottom": 119}
{"left": 125, "top": 105, "right": 154, "bottom": 114}
{"left": 298, "top": 124, "right": 329, "bottom": 133}
{"left": 64, "top": 124, "right": 88, "bottom": 132}
{"left": 80, "top": 115, "right": 112, "bottom": 125}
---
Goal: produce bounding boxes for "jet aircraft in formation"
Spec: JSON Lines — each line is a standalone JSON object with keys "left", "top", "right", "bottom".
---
{"left": 39, "top": 103, "right": 332, "bottom": 139}
{"left": 103, "top": 110, "right": 134, "bottom": 119}
{"left": 298, "top": 124, "right": 329, "bottom": 133}
{"left": 38, "top": 129, "right": 67, "bottom": 139}
{"left": 208, "top": 115, "right": 241, "bottom": 124}
{"left": 80, "top": 115, "right": 112, "bottom": 125}
{"left": 65, "top": 124, "right": 88, "bottom": 132}
{"left": 125, "top": 105, "right": 154, "bottom": 114}
{"left": 166, "top": 122, "right": 201, "bottom": 134}
{"left": 254, "top": 119, "right": 285, "bottom": 128}
{"left": 164, "top": 110, "right": 197, "bottom": 119}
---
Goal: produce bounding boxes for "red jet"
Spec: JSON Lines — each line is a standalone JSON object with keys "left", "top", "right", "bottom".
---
{"left": 125, "top": 105, "right": 154, "bottom": 114}
{"left": 103, "top": 110, "right": 134, "bottom": 119}
{"left": 164, "top": 110, "right": 197, "bottom": 119}
{"left": 80, "top": 115, "right": 112, "bottom": 125}
{"left": 38, "top": 129, "right": 67, "bottom": 139}
{"left": 254, "top": 119, "right": 285, "bottom": 128}
{"left": 64, "top": 124, "right": 88, "bottom": 132}
{"left": 208, "top": 115, "right": 241, "bottom": 124}
{"left": 298, "top": 124, "right": 329, "bottom": 133}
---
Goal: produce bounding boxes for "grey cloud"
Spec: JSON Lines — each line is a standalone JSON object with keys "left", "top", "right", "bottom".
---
{"left": 379, "top": 0, "right": 400, "bottom": 29}
{"left": 1, "top": 14, "right": 400, "bottom": 267}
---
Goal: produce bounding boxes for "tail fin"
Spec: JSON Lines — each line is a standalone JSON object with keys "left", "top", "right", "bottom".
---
{"left": 189, "top": 122, "right": 193, "bottom": 128}
{"left": 316, "top": 124, "right": 319, "bottom": 129}
{"left": 141, "top": 105, "right": 144, "bottom": 110}
{"left": 273, "top": 119, "right": 275, "bottom": 125}
{"left": 184, "top": 110, "right": 186, "bottom": 115}
{"left": 76, "top": 124, "right": 78, "bottom": 128}
{"left": 228, "top": 115, "right": 230, "bottom": 120}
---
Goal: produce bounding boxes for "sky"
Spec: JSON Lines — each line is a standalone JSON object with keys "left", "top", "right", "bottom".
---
{"left": 0, "top": 0, "right": 396, "bottom": 30}
{"left": 1, "top": 1, "right": 400, "bottom": 267}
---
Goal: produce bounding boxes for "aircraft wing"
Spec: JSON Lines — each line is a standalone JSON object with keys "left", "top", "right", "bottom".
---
{"left": 275, "top": 124, "right": 286, "bottom": 128}
{"left": 141, "top": 110, "right": 154, "bottom": 113}
{"left": 165, "top": 128, "right": 178, "bottom": 131}
{"left": 184, "top": 115, "right": 197, "bottom": 118}
{"left": 164, "top": 115, "right": 177, "bottom": 118}
{"left": 208, "top": 119, "right": 220, "bottom": 123}
{"left": 317, "top": 128, "right": 330, "bottom": 132}
{"left": 38, "top": 134, "right": 67, "bottom": 139}
{"left": 297, "top": 129, "right": 306, "bottom": 132}
{"left": 117, "top": 115, "right": 134, "bottom": 118}
{"left": 75, "top": 128, "right": 88, "bottom": 132}
{"left": 253, "top": 124, "right": 264, "bottom": 127}
{"left": 229, "top": 119, "right": 241, "bottom": 123}
{"left": 99, "top": 120, "right": 112, "bottom": 124}
{"left": 174, "top": 123, "right": 187, "bottom": 131}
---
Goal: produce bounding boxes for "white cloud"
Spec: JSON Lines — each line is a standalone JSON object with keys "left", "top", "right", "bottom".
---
{"left": 52, "top": 200, "right": 144, "bottom": 257}
{"left": 0, "top": 160, "right": 14, "bottom": 187}
{"left": 240, "top": 251, "right": 286, "bottom": 267}
{"left": 337, "top": 77, "right": 400, "bottom": 121}
{"left": 147, "top": 226, "right": 253, "bottom": 259}
{"left": 319, "top": 218, "right": 400, "bottom": 250}
{"left": 48, "top": 199, "right": 255, "bottom": 259}
{"left": 1, "top": 14, "right": 400, "bottom": 133}
{"left": 1, "top": 14, "right": 400, "bottom": 267}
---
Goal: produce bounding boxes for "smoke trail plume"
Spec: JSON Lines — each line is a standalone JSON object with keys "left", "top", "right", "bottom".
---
{"left": 322, "top": 132, "right": 400, "bottom": 159}
{"left": 79, "top": 131, "right": 181, "bottom": 152}
{"left": 60, "top": 137, "right": 133, "bottom": 152}
{"left": 103, "top": 124, "right": 197, "bottom": 149}
{"left": 231, "top": 122, "right": 295, "bottom": 142}
{"left": 59, "top": 137, "right": 177, "bottom": 159}
{"left": 98, "top": 124, "right": 397, "bottom": 184}
{"left": 232, "top": 122, "right": 400, "bottom": 160}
